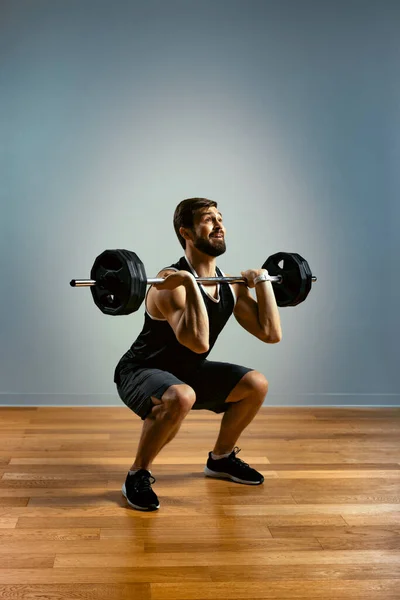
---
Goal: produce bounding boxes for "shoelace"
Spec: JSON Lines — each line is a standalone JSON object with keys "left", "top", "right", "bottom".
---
{"left": 133, "top": 473, "right": 156, "bottom": 493}
{"left": 230, "top": 447, "right": 250, "bottom": 469}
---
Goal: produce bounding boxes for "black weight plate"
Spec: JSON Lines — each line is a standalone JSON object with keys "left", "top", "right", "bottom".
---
{"left": 291, "top": 253, "right": 313, "bottom": 305}
{"left": 288, "top": 254, "right": 308, "bottom": 306}
{"left": 90, "top": 251, "right": 124, "bottom": 315}
{"left": 90, "top": 249, "right": 147, "bottom": 315}
{"left": 262, "top": 252, "right": 307, "bottom": 307}
{"left": 120, "top": 249, "right": 147, "bottom": 314}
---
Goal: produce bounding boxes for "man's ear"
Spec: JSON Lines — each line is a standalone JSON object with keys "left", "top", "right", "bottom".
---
{"left": 179, "top": 226, "right": 193, "bottom": 242}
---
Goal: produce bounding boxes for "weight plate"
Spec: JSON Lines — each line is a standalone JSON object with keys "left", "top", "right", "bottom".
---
{"left": 291, "top": 253, "right": 313, "bottom": 305}
{"left": 262, "top": 252, "right": 309, "bottom": 307}
{"left": 90, "top": 249, "right": 147, "bottom": 315}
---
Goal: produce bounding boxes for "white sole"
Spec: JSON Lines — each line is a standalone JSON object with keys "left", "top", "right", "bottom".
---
{"left": 204, "top": 466, "right": 263, "bottom": 485}
{"left": 121, "top": 483, "right": 160, "bottom": 511}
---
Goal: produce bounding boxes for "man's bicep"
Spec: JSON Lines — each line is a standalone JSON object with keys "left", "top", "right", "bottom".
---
{"left": 154, "top": 286, "right": 187, "bottom": 333}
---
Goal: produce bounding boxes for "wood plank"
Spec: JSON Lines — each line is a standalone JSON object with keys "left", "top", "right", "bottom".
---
{"left": 2, "top": 461, "right": 269, "bottom": 473}
{"left": 222, "top": 504, "right": 400, "bottom": 516}
{"left": 2, "top": 433, "right": 110, "bottom": 440}
{"left": 0, "top": 498, "right": 29, "bottom": 506}
{"left": 269, "top": 526, "right": 400, "bottom": 539}
{"left": 0, "top": 584, "right": 150, "bottom": 600}
{"left": 317, "top": 536, "right": 400, "bottom": 550}
{"left": 0, "top": 528, "right": 100, "bottom": 540}
{"left": 150, "top": 580, "right": 400, "bottom": 599}
{"left": 293, "top": 494, "right": 400, "bottom": 504}
{"left": 99, "top": 522, "right": 273, "bottom": 541}
{"left": 208, "top": 563, "right": 400, "bottom": 580}
{"left": 228, "top": 481, "right": 400, "bottom": 494}
{"left": 0, "top": 488, "right": 121, "bottom": 498}
{"left": 0, "top": 540, "right": 145, "bottom": 554}
{"left": 0, "top": 518, "right": 17, "bottom": 529}
{"left": 275, "top": 470, "right": 400, "bottom": 479}
{"left": 9, "top": 457, "right": 140, "bottom": 465}
{"left": 143, "top": 538, "right": 323, "bottom": 552}
{"left": 343, "top": 514, "right": 400, "bottom": 526}
{"left": 27, "top": 493, "right": 293, "bottom": 507}
{"left": 15, "top": 515, "right": 275, "bottom": 530}
{"left": 0, "top": 568, "right": 210, "bottom": 584}
{"left": 53, "top": 549, "right": 400, "bottom": 568}
{"left": 0, "top": 555, "right": 54, "bottom": 568}
{"left": 3, "top": 505, "right": 231, "bottom": 517}
{"left": 0, "top": 479, "right": 107, "bottom": 489}
{"left": 15, "top": 517, "right": 145, "bottom": 529}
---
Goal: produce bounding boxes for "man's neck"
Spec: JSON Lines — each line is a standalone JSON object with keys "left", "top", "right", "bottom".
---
{"left": 184, "top": 248, "right": 217, "bottom": 278}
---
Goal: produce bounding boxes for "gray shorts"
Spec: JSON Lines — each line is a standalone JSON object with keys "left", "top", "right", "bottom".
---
{"left": 115, "top": 360, "right": 253, "bottom": 420}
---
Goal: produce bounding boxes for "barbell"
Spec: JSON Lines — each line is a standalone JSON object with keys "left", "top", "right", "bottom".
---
{"left": 69, "top": 249, "right": 317, "bottom": 316}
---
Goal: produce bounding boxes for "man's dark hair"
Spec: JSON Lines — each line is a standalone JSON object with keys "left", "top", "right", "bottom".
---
{"left": 173, "top": 198, "right": 218, "bottom": 250}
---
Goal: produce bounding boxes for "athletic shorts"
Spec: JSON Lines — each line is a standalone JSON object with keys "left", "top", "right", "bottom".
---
{"left": 115, "top": 360, "right": 254, "bottom": 420}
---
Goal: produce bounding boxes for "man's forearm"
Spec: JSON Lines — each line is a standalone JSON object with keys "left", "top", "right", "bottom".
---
{"left": 255, "top": 281, "right": 282, "bottom": 342}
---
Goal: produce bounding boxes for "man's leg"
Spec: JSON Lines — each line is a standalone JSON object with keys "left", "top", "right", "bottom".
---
{"left": 131, "top": 383, "right": 195, "bottom": 471}
{"left": 203, "top": 371, "right": 268, "bottom": 485}
{"left": 123, "top": 383, "right": 195, "bottom": 511}
{"left": 212, "top": 371, "right": 268, "bottom": 455}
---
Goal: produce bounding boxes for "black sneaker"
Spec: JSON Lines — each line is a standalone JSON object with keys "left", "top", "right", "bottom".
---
{"left": 204, "top": 447, "right": 264, "bottom": 485}
{"left": 122, "top": 469, "right": 160, "bottom": 511}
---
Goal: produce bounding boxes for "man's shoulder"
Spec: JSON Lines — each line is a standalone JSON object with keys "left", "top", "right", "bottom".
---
{"left": 162, "top": 256, "right": 186, "bottom": 270}
{"left": 155, "top": 257, "right": 184, "bottom": 277}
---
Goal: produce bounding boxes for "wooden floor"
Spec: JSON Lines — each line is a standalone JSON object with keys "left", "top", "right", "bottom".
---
{"left": 0, "top": 406, "right": 399, "bottom": 599}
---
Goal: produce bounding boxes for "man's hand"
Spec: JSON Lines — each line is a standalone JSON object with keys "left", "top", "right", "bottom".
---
{"left": 240, "top": 269, "right": 269, "bottom": 289}
{"left": 153, "top": 270, "right": 197, "bottom": 291}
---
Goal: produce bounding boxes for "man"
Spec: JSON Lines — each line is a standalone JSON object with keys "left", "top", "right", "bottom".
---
{"left": 114, "top": 198, "right": 282, "bottom": 511}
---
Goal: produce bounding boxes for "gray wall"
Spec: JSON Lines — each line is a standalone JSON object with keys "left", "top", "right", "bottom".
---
{"left": 1, "top": 0, "right": 399, "bottom": 406}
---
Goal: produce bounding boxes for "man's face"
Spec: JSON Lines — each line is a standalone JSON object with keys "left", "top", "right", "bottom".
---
{"left": 189, "top": 206, "right": 226, "bottom": 257}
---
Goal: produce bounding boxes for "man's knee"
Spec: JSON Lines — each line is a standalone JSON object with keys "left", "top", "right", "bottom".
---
{"left": 159, "top": 384, "right": 196, "bottom": 420}
{"left": 226, "top": 370, "right": 269, "bottom": 404}
{"left": 243, "top": 371, "right": 269, "bottom": 398}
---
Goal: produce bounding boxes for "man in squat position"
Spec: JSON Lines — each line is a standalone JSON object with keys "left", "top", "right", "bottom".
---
{"left": 114, "top": 198, "right": 282, "bottom": 511}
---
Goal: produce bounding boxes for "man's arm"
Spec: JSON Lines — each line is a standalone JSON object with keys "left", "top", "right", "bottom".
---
{"left": 232, "top": 270, "right": 282, "bottom": 343}
{"left": 150, "top": 270, "right": 210, "bottom": 353}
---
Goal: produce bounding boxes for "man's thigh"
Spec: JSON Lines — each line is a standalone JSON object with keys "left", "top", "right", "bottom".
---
{"left": 186, "top": 360, "right": 254, "bottom": 414}
{"left": 116, "top": 365, "right": 184, "bottom": 420}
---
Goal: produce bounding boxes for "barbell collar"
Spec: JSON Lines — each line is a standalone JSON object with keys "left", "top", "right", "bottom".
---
{"left": 70, "top": 280, "right": 97, "bottom": 287}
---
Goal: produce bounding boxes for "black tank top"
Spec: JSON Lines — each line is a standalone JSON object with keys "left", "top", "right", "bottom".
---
{"left": 114, "top": 256, "right": 235, "bottom": 381}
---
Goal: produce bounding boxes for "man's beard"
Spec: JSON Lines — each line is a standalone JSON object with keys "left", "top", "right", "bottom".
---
{"left": 193, "top": 235, "right": 226, "bottom": 257}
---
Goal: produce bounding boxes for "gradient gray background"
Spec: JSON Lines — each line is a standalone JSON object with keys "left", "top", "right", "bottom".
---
{"left": 1, "top": 0, "right": 399, "bottom": 406}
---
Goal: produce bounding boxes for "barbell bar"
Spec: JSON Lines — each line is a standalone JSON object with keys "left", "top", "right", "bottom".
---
{"left": 70, "top": 274, "right": 303, "bottom": 287}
